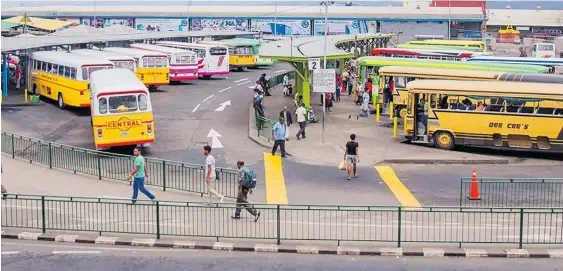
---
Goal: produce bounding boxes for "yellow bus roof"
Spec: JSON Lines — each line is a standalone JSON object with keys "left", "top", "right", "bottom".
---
{"left": 407, "top": 80, "right": 563, "bottom": 100}
{"left": 379, "top": 66, "right": 499, "bottom": 79}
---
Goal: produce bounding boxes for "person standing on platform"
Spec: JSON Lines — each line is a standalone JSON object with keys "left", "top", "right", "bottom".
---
{"left": 127, "top": 147, "right": 156, "bottom": 204}
{"left": 271, "top": 117, "right": 287, "bottom": 157}
{"left": 295, "top": 103, "right": 307, "bottom": 140}
{"left": 279, "top": 106, "right": 293, "bottom": 141}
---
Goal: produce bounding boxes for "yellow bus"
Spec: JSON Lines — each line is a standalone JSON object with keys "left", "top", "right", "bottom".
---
{"left": 405, "top": 40, "right": 487, "bottom": 52}
{"left": 30, "top": 51, "right": 115, "bottom": 109}
{"left": 198, "top": 40, "right": 255, "bottom": 71}
{"left": 104, "top": 47, "right": 170, "bottom": 90}
{"left": 89, "top": 69, "right": 155, "bottom": 150}
{"left": 404, "top": 80, "right": 563, "bottom": 152}
{"left": 70, "top": 49, "right": 136, "bottom": 73}
{"left": 379, "top": 66, "right": 563, "bottom": 118}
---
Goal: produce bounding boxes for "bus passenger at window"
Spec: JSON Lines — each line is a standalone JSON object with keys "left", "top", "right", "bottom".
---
{"left": 439, "top": 96, "right": 448, "bottom": 109}
{"left": 476, "top": 101, "right": 485, "bottom": 111}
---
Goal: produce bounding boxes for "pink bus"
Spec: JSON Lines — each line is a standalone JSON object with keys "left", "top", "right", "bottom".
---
{"left": 129, "top": 43, "right": 198, "bottom": 82}
{"left": 156, "top": 41, "right": 229, "bottom": 79}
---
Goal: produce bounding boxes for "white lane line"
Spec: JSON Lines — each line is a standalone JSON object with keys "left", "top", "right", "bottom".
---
{"left": 53, "top": 250, "right": 102, "bottom": 255}
{"left": 192, "top": 104, "right": 201, "bottom": 113}
{"left": 248, "top": 86, "right": 256, "bottom": 89}
{"left": 275, "top": 69, "right": 286, "bottom": 73}
{"left": 237, "top": 81, "right": 251, "bottom": 86}
{"left": 234, "top": 78, "right": 249, "bottom": 83}
{"left": 1, "top": 251, "right": 20, "bottom": 255}
{"left": 2, "top": 242, "right": 196, "bottom": 253}
{"left": 218, "top": 87, "right": 231, "bottom": 93}
{"left": 203, "top": 95, "right": 214, "bottom": 102}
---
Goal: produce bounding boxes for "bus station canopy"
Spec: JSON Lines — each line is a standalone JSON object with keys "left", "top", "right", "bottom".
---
{"left": 2, "top": 16, "right": 74, "bottom": 31}
{"left": 1, "top": 21, "right": 21, "bottom": 30}
{"left": 259, "top": 33, "right": 393, "bottom": 61}
{"left": 1, "top": 30, "right": 255, "bottom": 52}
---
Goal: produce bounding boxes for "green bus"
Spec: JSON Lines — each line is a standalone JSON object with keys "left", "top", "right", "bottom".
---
{"left": 358, "top": 56, "right": 550, "bottom": 83}
{"left": 224, "top": 38, "right": 275, "bottom": 67}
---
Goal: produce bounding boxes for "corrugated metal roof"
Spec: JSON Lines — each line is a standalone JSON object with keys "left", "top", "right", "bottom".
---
{"left": 1, "top": 30, "right": 255, "bottom": 52}
{"left": 2, "top": 5, "right": 485, "bottom": 20}
{"left": 2, "top": 16, "right": 74, "bottom": 31}
{"left": 487, "top": 9, "right": 563, "bottom": 27}
{"left": 259, "top": 33, "right": 392, "bottom": 60}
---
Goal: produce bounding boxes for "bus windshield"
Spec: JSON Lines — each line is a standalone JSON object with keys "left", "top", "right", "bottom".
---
{"left": 210, "top": 47, "right": 227, "bottom": 55}
{"left": 82, "top": 66, "right": 111, "bottom": 80}
{"left": 114, "top": 61, "right": 135, "bottom": 71}
{"left": 142, "top": 57, "right": 168, "bottom": 68}
{"left": 108, "top": 95, "right": 138, "bottom": 113}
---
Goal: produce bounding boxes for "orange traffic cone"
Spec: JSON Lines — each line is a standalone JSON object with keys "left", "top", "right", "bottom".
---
{"left": 468, "top": 169, "right": 481, "bottom": 200}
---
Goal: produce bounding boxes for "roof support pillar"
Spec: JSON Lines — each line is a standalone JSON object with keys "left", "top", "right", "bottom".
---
{"left": 2, "top": 54, "right": 8, "bottom": 97}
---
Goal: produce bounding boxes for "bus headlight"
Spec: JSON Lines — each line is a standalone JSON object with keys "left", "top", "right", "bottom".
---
{"left": 147, "top": 123, "right": 152, "bottom": 134}
{"left": 97, "top": 128, "right": 102, "bottom": 139}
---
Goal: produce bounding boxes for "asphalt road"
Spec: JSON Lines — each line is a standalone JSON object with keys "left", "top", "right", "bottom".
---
{"left": 2, "top": 240, "right": 562, "bottom": 271}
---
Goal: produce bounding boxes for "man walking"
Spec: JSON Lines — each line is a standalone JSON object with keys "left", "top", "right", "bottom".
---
{"left": 204, "top": 145, "right": 224, "bottom": 203}
{"left": 271, "top": 117, "right": 287, "bottom": 158}
{"left": 232, "top": 160, "right": 261, "bottom": 221}
{"left": 279, "top": 106, "right": 292, "bottom": 141}
{"left": 295, "top": 103, "right": 307, "bottom": 140}
{"left": 127, "top": 147, "right": 156, "bottom": 204}
{"left": 343, "top": 134, "right": 359, "bottom": 180}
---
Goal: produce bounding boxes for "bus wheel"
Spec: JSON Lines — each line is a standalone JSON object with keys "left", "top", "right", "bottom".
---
{"left": 237, "top": 67, "right": 244, "bottom": 72}
{"left": 57, "top": 93, "right": 65, "bottom": 109}
{"left": 433, "top": 131, "right": 455, "bottom": 150}
{"left": 399, "top": 107, "right": 407, "bottom": 119}
{"left": 202, "top": 75, "right": 212, "bottom": 80}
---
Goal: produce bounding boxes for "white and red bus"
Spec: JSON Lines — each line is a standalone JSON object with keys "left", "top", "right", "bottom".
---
{"left": 370, "top": 48, "right": 492, "bottom": 61}
{"left": 156, "top": 41, "right": 229, "bottom": 79}
{"left": 129, "top": 43, "right": 199, "bottom": 82}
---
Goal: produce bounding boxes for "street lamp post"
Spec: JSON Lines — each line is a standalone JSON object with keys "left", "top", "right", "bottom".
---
{"left": 274, "top": 0, "right": 277, "bottom": 36}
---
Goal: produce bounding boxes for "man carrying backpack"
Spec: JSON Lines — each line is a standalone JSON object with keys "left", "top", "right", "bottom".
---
{"left": 232, "top": 160, "right": 261, "bottom": 221}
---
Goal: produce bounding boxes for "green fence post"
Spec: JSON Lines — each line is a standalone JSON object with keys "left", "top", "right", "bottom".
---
{"left": 97, "top": 153, "right": 102, "bottom": 180}
{"left": 48, "top": 142, "right": 52, "bottom": 169}
{"left": 162, "top": 161, "right": 167, "bottom": 191}
{"left": 276, "top": 205, "right": 281, "bottom": 245}
{"left": 11, "top": 134, "right": 15, "bottom": 158}
{"left": 397, "top": 207, "right": 402, "bottom": 247}
{"left": 41, "top": 196, "right": 46, "bottom": 233}
{"left": 519, "top": 208, "right": 524, "bottom": 249}
{"left": 156, "top": 201, "right": 161, "bottom": 239}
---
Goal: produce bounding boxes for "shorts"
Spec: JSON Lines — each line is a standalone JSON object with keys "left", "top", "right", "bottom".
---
{"left": 346, "top": 155, "right": 357, "bottom": 165}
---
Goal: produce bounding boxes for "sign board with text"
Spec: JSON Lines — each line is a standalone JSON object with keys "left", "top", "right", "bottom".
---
{"left": 312, "top": 69, "right": 336, "bottom": 93}
{"left": 308, "top": 58, "right": 320, "bottom": 70}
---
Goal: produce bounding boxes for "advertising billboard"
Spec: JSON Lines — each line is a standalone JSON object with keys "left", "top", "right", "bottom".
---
{"left": 251, "top": 19, "right": 311, "bottom": 36}
{"left": 313, "top": 20, "right": 371, "bottom": 35}
{"left": 136, "top": 18, "right": 189, "bottom": 32}
{"left": 191, "top": 19, "right": 248, "bottom": 31}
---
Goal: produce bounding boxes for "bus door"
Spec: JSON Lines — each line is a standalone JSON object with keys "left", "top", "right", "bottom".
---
{"left": 413, "top": 93, "right": 428, "bottom": 137}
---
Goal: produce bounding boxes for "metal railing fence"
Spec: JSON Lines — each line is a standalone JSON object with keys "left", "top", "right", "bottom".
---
{"left": 2, "top": 194, "right": 562, "bottom": 248}
{"left": 460, "top": 178, "right": 563, "bottom": 208}
{"left": 1, "top": 132, "right": 240, "bottom": 199}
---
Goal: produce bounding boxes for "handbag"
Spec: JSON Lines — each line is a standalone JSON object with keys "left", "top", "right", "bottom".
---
{"left": 338, "top": 160, "right": 347, "bottom": 170}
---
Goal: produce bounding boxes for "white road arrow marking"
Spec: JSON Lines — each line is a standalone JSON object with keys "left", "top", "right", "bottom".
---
{"left": 214, "top": 100, "right": 231, "bottom": 112}
{"left": 207, "top": 129, "right": 223, "bottom": 149}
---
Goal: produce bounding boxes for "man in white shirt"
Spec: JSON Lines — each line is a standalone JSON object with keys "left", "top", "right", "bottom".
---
{"left": 204, "top": 145, "right": 224, "bottom": 204}
{"left": 295, "top": 104, "right": 307, "bottom": 140}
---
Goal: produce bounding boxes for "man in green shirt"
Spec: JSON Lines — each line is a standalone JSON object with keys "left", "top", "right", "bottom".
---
{"left": 127, "top": 147, "right": 156, "bottom": 204}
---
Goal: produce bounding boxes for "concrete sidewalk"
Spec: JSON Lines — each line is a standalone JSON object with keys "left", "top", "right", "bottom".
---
{"left": 1, "top": 154, "right": 223, "bottom": 203}
{"left": 250, "top": 88, "right": 512, "bottom": 166}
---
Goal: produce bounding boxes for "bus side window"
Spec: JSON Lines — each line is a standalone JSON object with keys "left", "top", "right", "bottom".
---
{"left": 138, "top": 94, "right": 148, "bottom": 111}
{"left": 99, "top": 98, "right": 108, "bottom": 114}
{"left": 69, "top": 68, "right": 76, "bottom": 80}
{"left": 64, "top": 66, "right": 70, "bottom": 78}
{"left": 82, "top": 68, "right": 88, "bottom": 80}
{"left": 430, "top": 94, "right": 437, "bottom": 109}
{"left": 58, "top": 65, "right": 64, "bottom": 76}
{"left": 46, "top": 63, "right": 52, "bottom": 73}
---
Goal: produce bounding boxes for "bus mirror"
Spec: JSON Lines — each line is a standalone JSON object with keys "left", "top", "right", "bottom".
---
{"left": 87, "top": 83, "right": 90, "bottom": 90}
